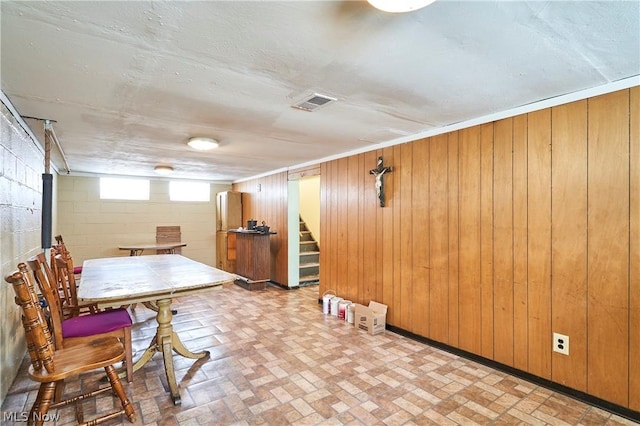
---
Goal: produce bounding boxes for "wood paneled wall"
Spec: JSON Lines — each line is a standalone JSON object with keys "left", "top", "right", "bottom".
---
{"left": 233, "top": 171, "right": 289, "bottom": 285}
{"left": 319, "top": 87, "right": 640, "bottom": 410}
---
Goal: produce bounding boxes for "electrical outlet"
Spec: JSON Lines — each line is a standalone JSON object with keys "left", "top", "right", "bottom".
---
{"left": 553, "top": 332, "right": 569, "bottom": 355}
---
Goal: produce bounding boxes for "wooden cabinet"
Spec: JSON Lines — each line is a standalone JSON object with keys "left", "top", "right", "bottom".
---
{"left": 216, "top": 191, "right": 241, "bottom": 273}
{"left": 232, "top": 231, "right": 273, "bottom": 285}
{"left": 216, "top": 191, "right": 242, "bottom": 231}
{"left": 216, "top": 231, "right": 236, "bottom": 273}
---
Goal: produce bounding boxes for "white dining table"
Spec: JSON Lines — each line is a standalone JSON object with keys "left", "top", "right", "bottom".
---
{"left": 77, "top": 254, "right": 236, "bottom": 405}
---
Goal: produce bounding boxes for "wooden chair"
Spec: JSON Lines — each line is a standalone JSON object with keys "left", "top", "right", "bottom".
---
{"left": 53, "top": 235, "right": 83, "bottom": 276}
{"left": 52, "top": 252, "right": 99, "bottom": 318}
{"left": 24, "top": 254, "right": 134, "bottom": 382}
{"left": 5, "top": 270, "right": 135, "bottom": 426}
{"left": 156, "top": 225, "right": 182, "bottom": 254}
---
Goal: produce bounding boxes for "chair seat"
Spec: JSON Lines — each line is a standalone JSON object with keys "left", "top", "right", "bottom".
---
{"left": 62, "top": 308, "right": 132, "bottom": 338}
{"left": 28, "top": 337, "right": 125, "bottom": 383}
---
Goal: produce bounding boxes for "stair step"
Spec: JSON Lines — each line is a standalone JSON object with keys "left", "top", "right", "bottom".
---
{"left": 300, "top": 241, "right": 318, "bottom": 252}
{"left": 299, "top": 216, "right": 319, "bottom": 284}
{"left": 300, "top": 252, "right": 319, "bottom": 264}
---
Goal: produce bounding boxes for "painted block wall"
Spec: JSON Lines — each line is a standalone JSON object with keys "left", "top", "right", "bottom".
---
{"left": 56, "top": 176, "right": 232, "bottom": 266}
{"left": 0, "top": 100, "right": 50, "bottom": 404}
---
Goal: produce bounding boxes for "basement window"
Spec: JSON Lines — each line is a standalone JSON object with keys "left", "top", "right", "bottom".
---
{"left": 169, "top": 181, "right": 210, "bottom": 202}
{"left": 99, "top": 177, "right": 150, "bottom": 200}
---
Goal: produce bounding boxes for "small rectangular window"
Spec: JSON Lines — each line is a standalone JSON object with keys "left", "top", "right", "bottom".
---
{"left": 169, "top": 181, "right": 210, "bottom": 202}
{"left": 99, "top": 177, "right": 150, "bottom": 200}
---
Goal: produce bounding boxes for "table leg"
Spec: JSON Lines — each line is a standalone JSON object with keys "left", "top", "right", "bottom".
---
{"left": 120, "top": 298, "right": 207, "bottom": 404}
{"left": 156, "top": 298, "right": 209, "bottom": 405}
{"left": 130, "top": 335, "right": 158, "bottom": 372}
{"left": 161, "top": 334, "right": 179, "bottom": 404}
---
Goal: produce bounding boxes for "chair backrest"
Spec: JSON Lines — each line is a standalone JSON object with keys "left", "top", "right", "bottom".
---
{"left": 49, "top": 246, "right": 69, "bottom": 313}
{"left": 53, "top": 234, "right": 83, "bottom": 277}
{"left": 5, "top": 269, "right": 56, "bottom": 373}
{"left": 156, "top": 225, "right": 182, "bottom": 254}
{"left": 54, "top": 254, "right": 81, "bottom": 317}
{"left": 53, "top": 235, "right": 72, "bottom": 264}
{"left": 26, "top": 253, "right": 65, "bottom": 348}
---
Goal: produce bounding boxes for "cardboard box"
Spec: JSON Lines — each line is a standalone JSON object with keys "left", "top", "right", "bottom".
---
{"left": 354, "top": 301, "right": 388, "bottom": 335}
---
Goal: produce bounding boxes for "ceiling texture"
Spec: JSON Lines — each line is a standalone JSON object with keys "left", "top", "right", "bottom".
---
{"left": 1, "top": 1, "right": 639, "bottom": 182}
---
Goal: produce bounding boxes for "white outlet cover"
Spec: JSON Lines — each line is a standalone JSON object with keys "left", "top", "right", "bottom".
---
{"left": 553, "top": 332, "right": 569, "bottom": 355}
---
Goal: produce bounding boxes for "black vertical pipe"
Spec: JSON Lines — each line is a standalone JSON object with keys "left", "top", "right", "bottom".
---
{"left": 41, "top": 173, "right": 53, "bottom": 249}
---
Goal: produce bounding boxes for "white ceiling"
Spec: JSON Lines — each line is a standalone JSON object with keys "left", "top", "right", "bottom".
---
{"left": 2, "top": 1, "right": 639, "bottom": 182}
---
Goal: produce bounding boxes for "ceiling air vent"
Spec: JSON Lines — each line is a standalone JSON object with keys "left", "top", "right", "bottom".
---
{"left": 292, "top": 93, "right": 337, "bottom": 112}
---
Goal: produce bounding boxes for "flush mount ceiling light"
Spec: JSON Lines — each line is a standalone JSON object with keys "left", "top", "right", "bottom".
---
{"left": 367, "top": 0, "right": 436, "bottom": 13}
{"left": 187, "top": 137, "right": 219, "bottom": 151}
{"left": 154, "top": 165, "right": 174, "bottom": 175}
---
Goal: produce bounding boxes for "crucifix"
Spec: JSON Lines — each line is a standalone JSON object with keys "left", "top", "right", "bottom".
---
{"left": 369, "top": 156, "right": 393, "bottom": 207}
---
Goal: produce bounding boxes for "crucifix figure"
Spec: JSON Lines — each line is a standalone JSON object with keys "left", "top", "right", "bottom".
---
{"left": 369, "top": 156, "right": 393, "bottom": 207}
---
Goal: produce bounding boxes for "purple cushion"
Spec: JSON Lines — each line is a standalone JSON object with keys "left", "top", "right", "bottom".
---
{"left": 62, "top": 308, "right": 132, "bottom": 338}
{"left": 73, "top": 266, "right": 83, "bottom": 274}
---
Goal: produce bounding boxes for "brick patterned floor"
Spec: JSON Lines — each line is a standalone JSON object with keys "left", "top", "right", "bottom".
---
{"left": 2, "top": 282, "right": 639, "bottom": 425}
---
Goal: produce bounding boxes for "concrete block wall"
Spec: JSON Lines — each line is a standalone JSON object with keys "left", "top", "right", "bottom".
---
{"left": 0, "top": 100, "right": 49, "bottom": 403}
{"left": 56, "top": 176, "right": 232, "bottom": 266}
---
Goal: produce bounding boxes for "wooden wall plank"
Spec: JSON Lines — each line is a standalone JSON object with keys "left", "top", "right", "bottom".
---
{"left": 347, "top": 155, "right": 360, "bottom": 302}
{"left": 413, "top": 138, "right": 430, "bottom": 337}
{"left": 400, "top": 143, "right": 414, "bottom": 330}
{"left": 278, "top": 173, "right": 288, "bottom": 284}
{"left": 480, "top": 123, "right": 495, "bottom": 359}
{"left": 382, "top": 147, "right": 395, "bottom": 312}
{"left": 448, "top": 131, "right": 460, "bottom": 347}
{"left": 630, "top": 86, "right": 640, "bottom": 411}
{"left": 319, "top": 162, "right": 328, "bottom": 298}
{"left": 329, "top": 160, "right": 339, "bottom": 295}
{"left": 551, "top": 100, "right": 588, "bottom": 391}
{"left": 357, "top": 154, "right": 366, "bottom": 303}
{"left": 513, "top": 114, "right": 529, "bottom": 371}
{"left": 362, "top": 150, "right": 381, "bottom": 304}
{"left": 587, "top": 90, "right": 630, "bottom": 406}
{"left": 512, "top": 114, "right": 529, "bottom": 371}
{"left": 283, "top": 172, "right": 289, "bottom": 281}
{"left": 493, "top": 118, "right": 514, "bottom": 366}
{"left": 458, "top": 125, "right": 482, "bottom": 353}
{"left": 527, "top": 108, "right": 552, "bottom": 379}
{"left": 374, "top": 152, "right": 385, "bottom": 304}
{"left": 429, "top": 134, "right": 448, "bottom": 342}
{"left": 392, "top": 145, "right": 403, "bottom": 326}
{"left": 336, "top": 157, "right": 349, "bottom": 297}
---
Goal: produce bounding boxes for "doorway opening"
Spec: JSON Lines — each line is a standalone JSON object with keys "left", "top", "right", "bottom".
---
{"left": 287, "top": 175, "right": 320, "bottom": 289}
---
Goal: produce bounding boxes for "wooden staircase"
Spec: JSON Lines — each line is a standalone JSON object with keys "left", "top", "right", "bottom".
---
{"left": 299, "top": 217, "right": 319, "bottom": 286}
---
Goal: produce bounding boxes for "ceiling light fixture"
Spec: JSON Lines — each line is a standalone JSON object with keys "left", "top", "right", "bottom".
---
{"left": 154, "top": 165, "right": 174, "bottom": 175}
{"left": 367, "top": 0, "right": 436, "bottom": 13}
{"left": 187, "top": 137, "right": 219, "bottom": 151}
